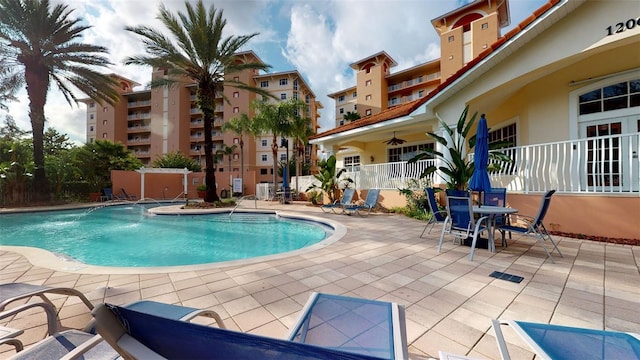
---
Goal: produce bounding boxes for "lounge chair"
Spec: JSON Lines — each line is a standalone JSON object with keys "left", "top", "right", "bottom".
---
{"left": 438, "top": 196, "right": 491, "bottom": 260}
{"left": 492, "top": 319, "right": 640, "bottom": 360}
{"left": 343, "top": 189, "right": 380, "bottom": 217}
{"left": 91, "top": 300, "right": 398, "bottom": 359}
{"left": 321, "top": 188, "right": 355, "bottom": 214}
{"left": 117, "top": 188, "right": 137, "bottom": 201}
{"left": 420, "top": 188, "right": 447, "bottom": 237}
{"left": 496, "top": 190, "right": 563, "bottom": 263}
{"left": 102, "top": 188, "right": 114, "bottom": 201}
{"left": 0, "top": 282, "right": 94, "bottom": 315}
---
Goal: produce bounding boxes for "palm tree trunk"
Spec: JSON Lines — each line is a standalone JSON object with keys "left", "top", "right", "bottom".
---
{"left": 271, "top": 134, "right": 278, "bottom": 189}
{"left": 199, "top": 88, "right": 220, "bottom": 203}
{"left": 239, "top": 138, "right": 244, "bottom": 195}
{"left": 25, "top": 63, "right": 50, "bottom": 202}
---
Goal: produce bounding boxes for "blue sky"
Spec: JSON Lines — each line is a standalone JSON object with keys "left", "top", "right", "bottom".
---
{"left": 3, "top": 0, "right": 547, "bottom": 144}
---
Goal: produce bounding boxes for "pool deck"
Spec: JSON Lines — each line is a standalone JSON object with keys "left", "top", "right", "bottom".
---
{"left": 1, "top": 200, "right": 639, "bottom": 359}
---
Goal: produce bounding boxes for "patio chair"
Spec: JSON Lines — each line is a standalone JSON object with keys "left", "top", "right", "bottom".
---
{"left": 491, "top": 319, "right": 640, "bottom": 360}
{"left": 420, "top": 188, "right": 448, "bottom": 238}
{"left": 117, "top": 188, "right": 137, "bottom": 201}
{"left": 482, "top": 187, "right": 511, "bottom": 244}
{"left": 496, "top": 190, "right": 563, "bottom": 263}
{"left": 320, "top": 188, "right": 355, "bottom": 214}
{"left": 445, "top": 189, "right": 470, "bottom": 197}
{"left": 102, "top": 187, "right": 114, "bottom": 201}
{"left": 0, "top": 282, "right": 94, "bottom": 317}
{"left": 343, "top": 189, "right": 380, "bottom": 217}
{"left": 91, "top": 302, "right": 391, "bottom": 360}
{"left": 438, "top": 196, "right": 491, "bottom": 260}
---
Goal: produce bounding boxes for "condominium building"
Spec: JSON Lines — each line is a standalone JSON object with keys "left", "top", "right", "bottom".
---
{"left": 83, "top": 51, "right": 321, "bottom": 187}
{"left": 329, "top": 0, "right": 508, "bottom": 127}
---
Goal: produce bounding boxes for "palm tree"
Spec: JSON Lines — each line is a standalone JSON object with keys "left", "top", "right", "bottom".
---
{"left": 252, "top": 99, "right": 286, "bottom": 187}
{"left": 219, "top": 143, "right": 237, "bottom": 187}
{"left": 222, "top": 113, "right": 252, "bottom": 192}
{"left": 289, "top": 104, "right": 314, "bottom": 195}
{"left": 0, "top": 0, "right": 119, "bottom": 201}
{"left": 0, "top": 47, "right": 23, "bottom": 110}
{"left": 125, "top": 0, "right": 272, "bottom": 202}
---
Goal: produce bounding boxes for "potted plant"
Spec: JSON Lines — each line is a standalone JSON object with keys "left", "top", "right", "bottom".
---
{"left": 306, "top": 155, "right": 353, "bottom": 204}
{"left": 196, "top": 184, "right": 207, "bottom": 199}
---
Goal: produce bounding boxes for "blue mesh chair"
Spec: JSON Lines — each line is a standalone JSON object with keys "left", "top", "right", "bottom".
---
{"left": 321, "top": 188, "right": 355, "bottom": 214}
{"left": 482, "top": 187, "right": 511, "bottom": 244}
{"left": 420, "top": 188, "right": 448, "bottom": 238}
{"left": 497, "top": 190, "right": 563, "bottom": 263}
{"left": 438, "top": 196, "right": 491, "bottom": 260}
{"left": 343, "top": 189, "right": 380, "bottom": 217}
{"left": 445, "top": 189, "right": 470, "bottom": 198}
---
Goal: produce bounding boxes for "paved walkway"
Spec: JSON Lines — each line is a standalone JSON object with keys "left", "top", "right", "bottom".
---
{"left": 1, "top": 201, "right": 639, "bottom": 359}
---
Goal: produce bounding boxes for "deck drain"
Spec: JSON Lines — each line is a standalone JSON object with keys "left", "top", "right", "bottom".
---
{"left": 489, "top": 271, "right": 524, "bottom": 283}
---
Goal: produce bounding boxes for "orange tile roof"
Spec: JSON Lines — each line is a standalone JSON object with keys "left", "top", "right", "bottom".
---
{"left": 311, "top": 0, "right": 560, "bottom": 141}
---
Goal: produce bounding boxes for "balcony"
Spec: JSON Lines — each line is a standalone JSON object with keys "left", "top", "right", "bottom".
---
{"left": 388, "top": 73, "right": 440, "bottom": 93}
{"left": 127, "top": 100, "right": 151, "bottom": 108}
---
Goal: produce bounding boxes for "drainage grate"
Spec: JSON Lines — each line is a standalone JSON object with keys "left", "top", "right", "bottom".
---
{"left": 489, "top": 271, "right": 524, "bottom": 283}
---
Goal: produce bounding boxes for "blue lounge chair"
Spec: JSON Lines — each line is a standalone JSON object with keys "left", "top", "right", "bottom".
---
{"left": 420, "top": 188, "right": 447, "bottom": 237}
{"left": 117, "top": 188, "right": 137, "bottom": 201}
{"left": 343, "top": 189, "right": 380, "bottom": 217}
{"left": 92, "top": 302, "right": 390, "bottom": 359}
{"left": 102, "top": 188, "right": 114, "bottom": 201}
{"left": 321, "top": 188, "right": 355, "bottom": 214}
{"left": 492, "top": 319, "right": 640, "bottom": 360}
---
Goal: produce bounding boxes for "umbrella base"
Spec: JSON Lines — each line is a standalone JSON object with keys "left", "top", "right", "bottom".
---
{"left": 463, "top": 237, "right": 489, "bottom": 249}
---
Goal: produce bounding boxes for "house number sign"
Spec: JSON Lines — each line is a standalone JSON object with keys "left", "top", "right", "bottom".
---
{"left": 606, "top": 18, "right": 640, "bottom": 36}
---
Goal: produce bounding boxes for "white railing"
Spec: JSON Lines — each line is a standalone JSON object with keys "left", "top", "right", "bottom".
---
{"left": 487, "top": 133, "right": 639, "bottom": 194}
{"left": 291, "top": 134, "right": 638, "bottom": 195}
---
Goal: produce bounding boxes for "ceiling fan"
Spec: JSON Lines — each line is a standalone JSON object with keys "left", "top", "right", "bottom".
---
{"left": 384, "top": 132, "right": 406, "bottom": 145}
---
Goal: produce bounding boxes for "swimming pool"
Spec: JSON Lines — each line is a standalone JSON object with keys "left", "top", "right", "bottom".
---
{"left": 0, "top": 204, "right": 333, "bottom": 268}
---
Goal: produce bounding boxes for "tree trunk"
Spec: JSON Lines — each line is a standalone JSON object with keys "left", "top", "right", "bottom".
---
{"left": 199, "top": 88, "right": 220, "bottom": 203}
{"left": 239, "top": 138, "right": 244, "bottom": 194}
{"left": 271, "top": 134, "right": 278, "bottom": 188}
{"left": 25, "top": 63, "right": 50, "bottom": 202}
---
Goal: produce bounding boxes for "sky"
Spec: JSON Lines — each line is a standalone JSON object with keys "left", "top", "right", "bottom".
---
{"left": 3, "top": 0, "right": 547, "bottom": 144}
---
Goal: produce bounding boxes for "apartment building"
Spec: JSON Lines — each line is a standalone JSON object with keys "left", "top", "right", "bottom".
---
{"left": 83, "top": 51, "right": 320, "bottom": 187}
{"left": 328, "top": 0, "right": 507, "bottom": 127}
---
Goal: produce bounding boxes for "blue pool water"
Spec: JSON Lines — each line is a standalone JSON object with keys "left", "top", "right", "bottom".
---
{"left": 0, "top": 204, "right": 329, "bottom": 267}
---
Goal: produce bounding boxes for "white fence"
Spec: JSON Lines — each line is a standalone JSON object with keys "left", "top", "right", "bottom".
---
{"left": 292, "top": 133, "right": 639, "bottom": 195}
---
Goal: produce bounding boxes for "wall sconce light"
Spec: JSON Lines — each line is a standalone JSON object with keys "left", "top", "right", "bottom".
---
{"left": 370, "top": 155, "right": 374, "bottom": 162}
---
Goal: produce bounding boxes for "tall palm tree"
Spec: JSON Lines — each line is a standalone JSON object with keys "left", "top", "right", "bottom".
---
{"left": 252, "top": 99, "right": 300, "bottom": 187}
{"left": 0, "top": 47, "right": 23, "bottom": 110}
{"left": 125, "top": 0, "right": 272, "bottom": 202}
{"left": 0, "top": 0, "right": 119, "bottom": 201}
{"left": 288, "top": 103, "right": 314, "bottom": 195}
{"left": 219, "top": 143, "right": 237, "bottom": 188}
{"left": 222, "top": 113, "right": 252, "bottom": 192}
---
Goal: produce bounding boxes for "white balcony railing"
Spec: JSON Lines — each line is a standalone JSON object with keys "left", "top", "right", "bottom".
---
{"left": 296, "top": 133, "right": 639, "bottom": 195}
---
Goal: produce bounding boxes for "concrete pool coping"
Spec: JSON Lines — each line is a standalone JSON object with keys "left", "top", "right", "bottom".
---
{"left": 0, "top": 204, "right": 347, "bottom": 275}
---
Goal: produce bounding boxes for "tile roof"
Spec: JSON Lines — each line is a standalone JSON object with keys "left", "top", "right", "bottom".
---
{"left": 311, "top": 0, "right": 560, "bottom": 141}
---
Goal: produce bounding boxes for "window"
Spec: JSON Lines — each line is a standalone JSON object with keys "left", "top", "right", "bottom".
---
{"left": 261, "top": 154, "right": 268, "bottom": 162}
{"left": 232, "top": 168, "right": 239, "bottom": 172}
{"left": 578, "top": 79, "right": 640, "bottom": 115}
{"left": 233, "top": 76, "right": 239, "bottom": 82}
{"left": 387, "top": 143, "right": 434, "bottom": 162}
{"left": 261, "top": 139, "right": 267, "bottom": 147}
{"left": 354, "top": 104, "right": 357, "bottom": 110}
{"left": 305, "top": 94, "right": 310, "bottom": 104}
{"left": 103, "top": 107, "right": 108, "bottom": 112}
{"left": 339, "top": 108, "right": 344, "bottom": 114}
{"left": 481, "top": 22, "right": 489, "bottom": 30}
{"left": 293, "top": 79, "right": 298, "bottom": 90}
{"left": 260, "top": 169, "right": 268, "bottom": 175}
{"left": 353, "top": 92, "right": 357, "bottom": 97}
{"left": 293, "top": 91, "right": 298, "bottom": 100}
{"left": 389, "top": 97, "right": 398, "bottom": 105}
{"left": 90, "top": 114, "right": 94, "bottom": 120}
{"left": 279, "top": 78, "right": 288, "bottom": 86}
{"left": 418, "top": 76, "right": 423, "bottom": 83}
{"left": 89, "top": 102, "right": 95, "bottom": 108}
{"left": 448, "top": 35, "right": 454, "bottom": 42}
{"left": 365, "top": 94, "right": 372, "bottom": 101}
{"left": 233, "top": 137, "right": 239, "bottom": 144}
{"left": 280, "top": 154, "right": 286, "bottom": 162}
{"left": 233, "top": 154, "right": 239, "bottom": 160}
{"left": 102, "top": 133, "right": 107, "bottom": 138}
{"left": 338, "top": 95, "right": 345, "bottom": 102}
{"left": 488, "top": 123, "right": 517, "bottom": 148}
{"left": 260, "top": 80, "right": 269, "bottom": 88}
{"left": 280, "top": 93, "right": 287, "bottom": 100}
{"left": 103, "top": 120, "right": 108, "bottom": 125}
{"left": 233, "top": 92, "right": 239, "bottom": 98}
{"left": 418, "top": 90, "right": 424, "bottom": 98}
{"left": 339, "top": 120, "right": 344, "bottom": 126}
{"left": 365, "top": 80, "right": 372, "bottom": 86}
{"left": 344, "top": 156, "right": 360, "bottom": 172}
{"left": 89, "top": 125, "right": 94, "bottom": 132}
{"left": 233, "top": 107, "right": 239, "bottom": 113}
{"left": 89, "top": 138, "right": 94, "bottom": 143}
{"left": 365, "top": 109, "right": 372, "bottom": 116}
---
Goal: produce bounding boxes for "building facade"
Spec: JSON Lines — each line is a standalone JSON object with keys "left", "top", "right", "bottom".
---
{"left": 83, "top": 51, "right": 321, "bottom": 191}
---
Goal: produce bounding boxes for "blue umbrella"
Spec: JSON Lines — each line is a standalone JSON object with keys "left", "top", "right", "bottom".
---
{"left": 468, "top": 114, "right": 492, "bottom": 204}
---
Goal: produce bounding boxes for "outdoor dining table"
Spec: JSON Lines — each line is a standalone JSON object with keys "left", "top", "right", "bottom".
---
{"left": 473, "top": 205, "right": 518, "bottom": 252}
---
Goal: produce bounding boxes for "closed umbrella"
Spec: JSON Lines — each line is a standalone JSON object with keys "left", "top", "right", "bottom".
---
{"left": 469, "top": 114, "right": 492, "bottom": 205}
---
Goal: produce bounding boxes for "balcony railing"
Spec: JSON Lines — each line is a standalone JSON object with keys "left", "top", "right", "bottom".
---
{"left": 295, "top": 133, "right": 638, "bottom": 195}
{"left": 127, "top": 100, "right": 151, "bottom": 108}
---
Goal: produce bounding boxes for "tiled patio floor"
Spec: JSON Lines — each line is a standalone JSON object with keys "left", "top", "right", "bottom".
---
{"left": 1, "top": 201, "right": 639, "bottom": 359}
